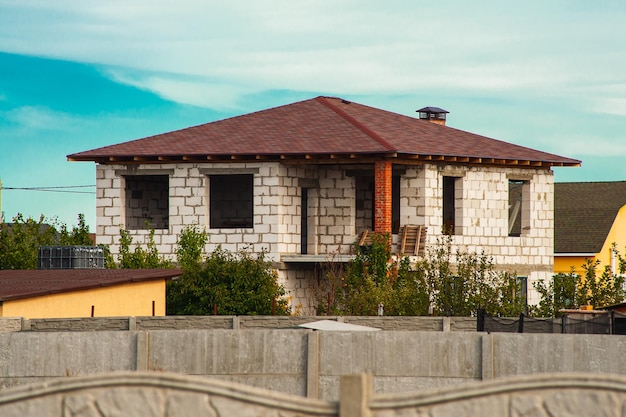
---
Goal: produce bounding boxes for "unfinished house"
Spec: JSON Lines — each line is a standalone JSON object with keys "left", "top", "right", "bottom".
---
{"left": 68, "top": 97, "right": 580, "bottom": 312}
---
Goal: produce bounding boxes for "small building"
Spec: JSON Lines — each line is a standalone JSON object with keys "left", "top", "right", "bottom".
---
{"left": 68, "top": 96, "right": 580, "bottom": 312}
{"left": 0, "top": 268, "right": 181, "bottom": 318}
{"left": 554, "top": 181, "right": 626, "bottom": 275}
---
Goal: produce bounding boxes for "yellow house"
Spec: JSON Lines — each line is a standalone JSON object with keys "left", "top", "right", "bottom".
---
{"left": 0, "top": 268, "right": 181, "bottom": 319}
{"left": 554, "top": 181, "right": 626, "bottom": 275}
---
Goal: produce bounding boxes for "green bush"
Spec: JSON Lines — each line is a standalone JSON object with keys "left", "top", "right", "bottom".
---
{"left": 316, "top": 233, "right": 525, "bottom": 317}
{"left": 117, "top": 228, "right": 171, "bottom": 269}
{"left": 0, "top": 213, "right": 94, "bottom": 270}
{"left": 167, "top": 226, "right": 290, "bottom": 315}
{"left": 531, "top": 246, "right": 626, "bottom": 317}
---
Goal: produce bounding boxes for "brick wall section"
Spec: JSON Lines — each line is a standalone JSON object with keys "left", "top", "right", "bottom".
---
{"left": 374, "top": 161, "right": 392, "bottom": 234}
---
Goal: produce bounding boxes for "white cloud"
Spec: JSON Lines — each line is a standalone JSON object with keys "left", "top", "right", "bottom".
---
{"left": 104, "top": 69, "right": 247, "bottom": 110}
{"left": 2, "top": 106, "right": 78, "bottom": 131}
{"left": 2, "top": 1, "right": 625, "bottom": 111}
{"left": 591, "top": 98, "right": 626, "bottom": 117}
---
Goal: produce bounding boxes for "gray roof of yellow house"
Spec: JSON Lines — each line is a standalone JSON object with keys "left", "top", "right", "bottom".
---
{"left": 555, "top": 181, "right": 626, "bottom": 254}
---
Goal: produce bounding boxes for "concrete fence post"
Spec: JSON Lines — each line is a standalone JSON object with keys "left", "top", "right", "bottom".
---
{"left": 340, "top": 373, "right": 373, "bottom": 417}
{"left": 306, "top": 331, "right": 320, "bottom": 399}
{"left": 481, "top": 333, "right": 494, "bottom": 381}
{"left": 136, "top": 331, "right": 150, "bottom": 371}
{"left": 21, "top": 318, "right": 31, "bottom": 331}
{"left": 442, "top": 317, "right": 451, "bottom": 332}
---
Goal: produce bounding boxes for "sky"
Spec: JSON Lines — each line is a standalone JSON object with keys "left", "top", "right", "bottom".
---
{"left": 1, "top": 1, "right": 626, "bottom": 230}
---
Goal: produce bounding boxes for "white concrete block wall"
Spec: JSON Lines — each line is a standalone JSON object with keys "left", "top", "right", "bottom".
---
{"left": 317, "top": 166, "right": 358, "bottom": 254}
{"left": 417, "top": 165, "right": 555, "bottom": 304}
{"left": 95, "top": 161, "right": 556, "bottom": 311}
{"left": 399, "top": 167, "right": 426, "bottom": 227}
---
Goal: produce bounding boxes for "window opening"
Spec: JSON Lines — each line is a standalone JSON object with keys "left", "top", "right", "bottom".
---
{"left": 210, "top": 174, "right": 253, "bottom": 228}
{"left": 125, "top": 175, "right": 169, "bottom": 230}
{"left": 508, "top": 180, "right": 529, "bottom": 237}
{"left": 301, "top": 188, "right": 308, "bottom": 254}
{"left": 392, "top": 175, "right": 400, "bottom": 234}
{"left": 355, "top": 176, "right": 374, "bottom": 232}
{"left": 442, "top": 176, "right": 456, "bottom": 234}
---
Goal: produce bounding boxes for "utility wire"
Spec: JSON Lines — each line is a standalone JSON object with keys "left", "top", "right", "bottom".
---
{"left": 0, "top": 185, "right": 96, "bottom": 195}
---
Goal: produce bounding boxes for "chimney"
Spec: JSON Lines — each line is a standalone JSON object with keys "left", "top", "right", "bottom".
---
{"left": 416, "top": 107, "right": 449, "bottom": 126}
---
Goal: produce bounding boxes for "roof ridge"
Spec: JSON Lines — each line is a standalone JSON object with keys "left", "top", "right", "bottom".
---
{"left": 316, "top": 97, "right": 396, "bottom": 152}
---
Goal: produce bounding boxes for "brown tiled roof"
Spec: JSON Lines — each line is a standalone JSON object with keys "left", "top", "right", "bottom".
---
{"left": 555, "top": 182, "right": 626, "bottom": 254}
{"left": 68, "top": 96, "right": 580, "bottom": 168}
{"left": 0, "top": 269, "right": 181, "bottom": 301}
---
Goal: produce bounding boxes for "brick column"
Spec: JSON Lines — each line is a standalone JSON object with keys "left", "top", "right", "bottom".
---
{"left": 374, "top": 161, "right": 392, "bottom": 235}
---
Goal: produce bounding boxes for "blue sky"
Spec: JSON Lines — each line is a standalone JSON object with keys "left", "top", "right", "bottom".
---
{"left": 1, "top": 1, "right": 626, "bottom": 229}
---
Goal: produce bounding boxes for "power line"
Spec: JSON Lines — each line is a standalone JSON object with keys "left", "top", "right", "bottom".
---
{"left": 0, "top": 185, "right": 96, "bottom": 195}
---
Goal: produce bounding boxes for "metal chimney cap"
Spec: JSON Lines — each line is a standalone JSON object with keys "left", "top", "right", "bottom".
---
{"left": 416, "top": 106, "right": 449, "bottom": 114}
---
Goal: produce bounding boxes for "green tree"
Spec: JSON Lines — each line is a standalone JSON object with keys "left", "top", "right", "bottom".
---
{"left": 0, "top": 214, "right": 57, "bottom": 269}
{"left": 532, "top": 247, "right": 626, "bottom": 317}
{"left": 317, "top": 233, "right": 430, "bottom": 316}
{"left": 167, "top": 226, "right": 290, "bottom": 315}
{"left": 58, "top": 214, "right": 93, "bottom": 246}
{"left": 531, "top": 270, "right": 577, "bottom": 317}
{"left": 0, "top": 213, "right": 94, "bottom": 270}
{"left": 424, "top": 235, "right": 525, "bottom": 317}
{"left": 117, "top": 228, "right": 172, "bottom": 269}
{"left": 316, "top": 233, "right": 525, "bottom": 317}
{"left": 174, "top": 225, "right": 208, "bottom": 271}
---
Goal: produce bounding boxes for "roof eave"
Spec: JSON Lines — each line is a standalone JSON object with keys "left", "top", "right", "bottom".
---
{"left": 68, "top": 152, "right": 582, "bottom": 168}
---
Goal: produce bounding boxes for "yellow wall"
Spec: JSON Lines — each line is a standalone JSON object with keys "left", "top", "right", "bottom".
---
{"left": 554, "top": 255, "right": 593, "bottom": 276}
{"left": 596, "top": 205, "right": 626, "bottom": 270}
{"left": 0, "top": 280, "right": 166, "bottom": 319}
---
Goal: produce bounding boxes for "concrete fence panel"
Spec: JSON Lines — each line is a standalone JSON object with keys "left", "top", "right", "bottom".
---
{"left": 4, "top": 325, "right": 626, "bottom": 401}
{"left": 147, "top": 329, "right": 310, "bottom": 396}
{"left": 318, "top": 331, "right": 483, "bottom": 400}
{"left": 3, "top": 371, "right": 626, "bottom": 417}
{"left": 491, "top": 333, "right": 626, "bottom": 378}
{"left": 0, "top": 332, "right": 137, "bottom": 389}
{"left": 0, "top": 372, "right": 337, "bottom": 417}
